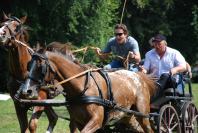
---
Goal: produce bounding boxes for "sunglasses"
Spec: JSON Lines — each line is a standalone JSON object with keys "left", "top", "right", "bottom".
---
{"left": 114, "top": 33, "right": 124, "bottom": 36}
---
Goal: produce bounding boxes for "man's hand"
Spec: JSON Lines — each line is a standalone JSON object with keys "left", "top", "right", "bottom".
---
{"left": 94, "top": 47, "right": 101, "bottom": 55}
{"left": 129, "top": 51, "right": 135, "bottom": 59}
{"left": 139, "top": 65, "right": 147, "bottom": 74}
{"left": 169, "top": 68, "right": 177, "bottom": 76}
{"left": 94, "top": 47, "right": 110, "bottom": 60}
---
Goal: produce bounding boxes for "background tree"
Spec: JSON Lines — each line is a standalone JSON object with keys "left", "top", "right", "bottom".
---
{"left": 0, "top": 0, "right": 198, "bottom": 92}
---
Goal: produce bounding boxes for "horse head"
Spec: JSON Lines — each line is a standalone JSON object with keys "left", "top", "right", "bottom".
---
{"left": 0, "top": 13, "right": 28, "bottom": 46}
{"left": 20, "top": 49, "right": 56, "bottom": 99}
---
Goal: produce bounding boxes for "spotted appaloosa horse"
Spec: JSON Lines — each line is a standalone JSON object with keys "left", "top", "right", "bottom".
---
{"left": 21, "top": 49, "right": 157, "bottom": 133}
{"left": 0, "top": 14, "right": 68, "bottom": 133}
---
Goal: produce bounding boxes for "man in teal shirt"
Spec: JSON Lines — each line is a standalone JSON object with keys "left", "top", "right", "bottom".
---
{"left": 95, "top": 24, "right": 141, "bottom": 70}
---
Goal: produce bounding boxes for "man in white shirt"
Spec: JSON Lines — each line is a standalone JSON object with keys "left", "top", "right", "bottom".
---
{"left": 141, "top": 34, "right": 186, "bottom": 101}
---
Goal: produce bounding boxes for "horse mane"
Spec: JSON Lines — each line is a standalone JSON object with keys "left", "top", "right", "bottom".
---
{"left": 46, "top": 42, "right": 98, "bottom": 70}
{"left": 137, "top": 72, "right": 157, "bottom": 96}
{"left": 80, "top": 63, "right": 98, "bottom": 70}
{"left": 46, "top": 41, "right": 77, "bottom": 61}
{"left": 47, "top": 42, "right": 72, "bottom": 53}
{"left": 45, "top": 50, "right": 97, "bottom": 69}
{"left": 21, "top": 27, "right": 29, "bottom": 43}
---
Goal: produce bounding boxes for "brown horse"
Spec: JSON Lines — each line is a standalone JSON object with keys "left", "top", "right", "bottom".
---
{"left": 0, "top": 14, "right": 62, "bottom": 133}
{"left": 21, "top": 49, "right": 157, "bottom": 133}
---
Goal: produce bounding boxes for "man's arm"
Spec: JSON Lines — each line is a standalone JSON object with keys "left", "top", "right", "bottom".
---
{"left": 128, "top": 51, "right": 141, "bottom": 63}
{"left": 94, "top": 47, "right": 110, "bottom": 60}
{"left": 170, "top": 65, "right": 186, "bottom": 75}
{"left": 186, "top": 62, "right": 192, "bottom": 78}
{"left": 170, "top": 50, "right": 187, "bottom": 75}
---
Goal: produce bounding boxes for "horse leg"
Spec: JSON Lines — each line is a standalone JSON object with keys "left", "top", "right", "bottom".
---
{"left": 9, "top": 79, "right": 29, "bottom": 133}
{"left": 14, "top": 102, "right": 29, "bottom": 133}
{"left": 80, "top": 111, "right": 103, "bottom": 133}
{"left": 29, "top": 106, "right": 44, "bottom": 133}
{"left": 29, "top": 107, "right": 58, "bottom": 133}
{"left": 136, "top": 97, "right": 154, "bottom": 133}
{"left": 30, "top": 90, "right": 58, "bottom": 133}
{"left": 80, "top": 119, "right": 101, "bottom": 133}
{"left": 127, "top": 115, "right": 144, "bottom": 132}
{"left": 69, "top": 120, "right": 78, "bottom": 133}
{"left": 44, "top": 106, "right": 58, "bottom": 133}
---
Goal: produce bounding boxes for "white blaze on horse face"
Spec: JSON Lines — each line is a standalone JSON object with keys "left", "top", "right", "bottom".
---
{"left": 0, "top": 26, "right": 5, "bottom": 34}
{"left": 114, "top": 70, "right": 142, "bottom": 94}
{"left": 0, "top": 25, "right": 9, "bottom": 44}
{"left": 22, "top": 61, "right": 37, "bottom": 94}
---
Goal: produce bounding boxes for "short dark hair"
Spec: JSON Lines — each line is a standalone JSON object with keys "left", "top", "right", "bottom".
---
{"left": 114, "top": 24, "right": 128, "bottom": 35}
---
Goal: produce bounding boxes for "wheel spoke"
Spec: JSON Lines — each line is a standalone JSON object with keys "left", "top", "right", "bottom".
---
{"left": 159, "top": 105, "right": 181, "bottom": 133}
{"left": 169, "top": 112, "right": 175, "bottom": 124}
{"left": 161, "top": 117, "right": 169, "bottom": 130}
{"left": 182, "top": 102, "right": 198, "bottom": 133}
{"left": 170, "top": 122, "right": 178, "bottom": 131}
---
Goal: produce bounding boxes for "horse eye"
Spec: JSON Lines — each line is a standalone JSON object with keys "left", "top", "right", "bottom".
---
{"left": 15, "top": 25, "right": 21, "bottom": 32}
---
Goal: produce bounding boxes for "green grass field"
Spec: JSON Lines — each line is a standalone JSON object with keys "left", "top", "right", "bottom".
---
{"left": 0, "top": 84, "right": 198, "bottom": 133}
{"left": 0, "top": 95, "right": 70, "bottom": 133}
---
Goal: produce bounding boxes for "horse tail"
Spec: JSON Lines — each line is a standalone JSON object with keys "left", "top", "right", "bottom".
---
{"left": 137, "top": 72, "right": 157, "bottom": 97}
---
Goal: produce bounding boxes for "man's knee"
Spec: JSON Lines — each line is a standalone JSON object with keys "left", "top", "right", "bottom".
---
{"left": 157, "top": 73, "right": 170, "bottom": 89}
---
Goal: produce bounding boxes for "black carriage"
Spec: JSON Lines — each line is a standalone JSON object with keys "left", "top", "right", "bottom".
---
{"left": 149, "top": 73, "right": 198, "bottom": 133}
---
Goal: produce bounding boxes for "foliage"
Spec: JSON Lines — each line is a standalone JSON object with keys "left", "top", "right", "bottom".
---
{"left": 191, "top": 5, "right": 198, "bottom": 39}
{"left": 66, "top": 0, "right": 120, "bottom": 63}
{"left": 66, "top": 0, "right": 120, "bottom": 46}
{"left": 0, "top": 0, "right": 198, "bottom": 91}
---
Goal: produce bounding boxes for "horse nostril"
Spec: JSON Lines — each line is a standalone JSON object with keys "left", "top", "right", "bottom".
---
{"left": 27, "top": 90, "right": 33, "bottom": 95}
{"left": 2, "top": 30, "right": 6, "bottom": 35}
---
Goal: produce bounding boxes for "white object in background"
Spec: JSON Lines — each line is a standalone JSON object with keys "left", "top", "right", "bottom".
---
{"left": 0, "top": 94, "right": 11, "bottom": 101}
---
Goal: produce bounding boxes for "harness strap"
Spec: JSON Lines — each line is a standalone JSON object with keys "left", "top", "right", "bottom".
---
{"left": 98, "top": 70, "right": 114, "bottom": 102}
{"left": 90, "top": 73, "right": 103, "bottom": 99}
{"left": 77, "top": 71, "right": 91, "bottom": 97}
{"left": 67, "top": 96, "right": 149, "bottom": 118}
{"left": 67, "top": 96, "right": 115, "bottom": 107}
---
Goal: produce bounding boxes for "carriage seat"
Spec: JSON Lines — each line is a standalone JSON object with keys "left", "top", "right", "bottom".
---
{"left": 164, "top": 88, "right": 183, "bottom": 96}
{"left": 163, "top": 72, "right": 191, "bottom": 97}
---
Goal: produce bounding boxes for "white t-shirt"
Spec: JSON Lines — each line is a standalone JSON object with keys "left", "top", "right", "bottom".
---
{"left": 143, "top": 47, "right": 186, "bottom": 78}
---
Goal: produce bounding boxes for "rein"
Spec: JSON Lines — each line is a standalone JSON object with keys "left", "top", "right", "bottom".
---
{"left": 72, "top": 46, "right": 95, "bottom": 62}
{"left": 13, "top": 38, "right": 34, "bottom": 54}
{"left": 71, "top": 46, "right": 132, "bottom": 69}
{"left": 41, "top": 68, "right": 102, "bottom": 90}
{"left": 5, "top": 35, "right": 34, "bottom": 54}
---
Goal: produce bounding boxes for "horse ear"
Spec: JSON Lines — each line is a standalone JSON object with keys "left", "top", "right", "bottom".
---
{"left": 2, "top": 11, "right": 9, "bottom": 20}
{"left": 36, "top": 41, "right": 47, "bottom": 53}
{"left": 20, "top": 16, "right": 27, "bottom": 24}
{"left": 36, "top": 42, "right": 41, "bottom": 51}
{"left": 44, "top": 41, "right": 47, "bottom": 48}
{"left": 7, "top": 13, "right": 11, "bottom": 18}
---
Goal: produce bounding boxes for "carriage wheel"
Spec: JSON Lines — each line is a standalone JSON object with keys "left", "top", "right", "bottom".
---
{"left": 158, "top": 104, "right": 181, "bottom": 133}
{"left": 181, "top": 101, "right": 198, "bottom": 133}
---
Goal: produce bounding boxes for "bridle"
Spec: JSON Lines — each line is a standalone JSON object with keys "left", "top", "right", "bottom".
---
{"left": 0, "top": 16, "right": 34, "bottom": 54}
{"left": 1, "top": 16, "right": 22, "bottom": 39}
{"left": 28, "top": 53, "right": 56, "bottom": 86}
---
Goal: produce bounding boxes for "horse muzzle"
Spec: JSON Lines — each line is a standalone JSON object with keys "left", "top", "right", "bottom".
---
{"left": 0, "top": 35, "right": 8, "bottom": 45}
{"left": 20, "top": 84, "right": 39, "bottom": 99}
